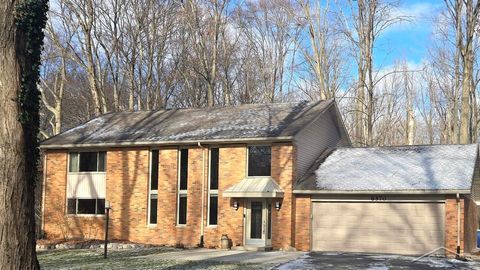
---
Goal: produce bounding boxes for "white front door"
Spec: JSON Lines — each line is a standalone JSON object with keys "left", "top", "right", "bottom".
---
{"left": 246, "top": 199, "right": 272, "bottom": 246}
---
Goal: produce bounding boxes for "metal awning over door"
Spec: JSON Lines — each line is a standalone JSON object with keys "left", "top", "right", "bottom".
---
{"left": 223, "top": 177, "right": 284, "bottom": 198}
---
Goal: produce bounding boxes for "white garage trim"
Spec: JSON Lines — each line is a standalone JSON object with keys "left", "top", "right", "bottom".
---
{"left": 294, "top": 190, "right": 471, "bottom": 194}
{"left": 311, "top": 199, "right": 446, "bottom": 203}
{"left": 310, "top": 201, "right": 445, "bottom": 255}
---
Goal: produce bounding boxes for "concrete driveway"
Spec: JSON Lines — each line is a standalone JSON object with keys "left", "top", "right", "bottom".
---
{"left": 142, "top": 248, "right": 305, "bottom": 268}
{"left": 274, "top": 252, "right": 480, "bottom": 270}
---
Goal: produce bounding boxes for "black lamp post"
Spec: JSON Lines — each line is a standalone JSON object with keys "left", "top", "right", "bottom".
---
{"left": 104, "top": 201, "right": 111, "bottom": 259}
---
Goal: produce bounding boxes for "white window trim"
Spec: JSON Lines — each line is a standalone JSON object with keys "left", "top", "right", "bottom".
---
{"left": 147, "top": 149, "right": 159, "bottom": 226}
{"left": 66, "top": 151, "right": 106, "bottom": 216}
{"left": 68, "top": 151, "right": 106, "bottom": 173}
{"left": 246, "top": 144, "right": 272, "bottom": 177}
{"left": 207, "top": 147, "right": 219, "bottom": 227}
{"left": 177, "top": 148, "right": 188, "bottom": 226}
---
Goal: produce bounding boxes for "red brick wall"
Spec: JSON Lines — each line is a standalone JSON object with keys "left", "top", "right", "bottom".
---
{"left": 294, "top": 195, "right": 311, "bottom": 251}
{"left": 105, "top": 148, "right": 150, "bottom": 242}
{"left": 463, "top": 196, "right": 477, "bottom": 253}
{"left": 271, "top": 143, "right": 296, "bottom": 250}
{"left": 43, "top": 144, "right": 288, "bottom": 248}
{"left": 445, "top": 196, "right": 466, "bottom": 256}
{"left": 43, "top": 150, "right": 104, "bottom": 240}
{"left": 208, "top": 145, "right": 247, "bottom": 248}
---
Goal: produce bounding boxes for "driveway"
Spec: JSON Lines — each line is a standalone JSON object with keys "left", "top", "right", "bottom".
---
{"left": 142, "top": 248, "right": 304, "bottom": 267}
{"left": 38, "top": 247, "right": 306, "bottom": 269}
{"left": 275, "top": 252, "right": 480, "bottom": 270}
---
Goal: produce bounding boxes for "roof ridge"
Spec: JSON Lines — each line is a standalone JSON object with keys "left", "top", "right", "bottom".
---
{"left": 120, "top": 100, "right": 316, "bottom": 113}
{"left": 336, "top": 143, "right": 478, "bottom": 150}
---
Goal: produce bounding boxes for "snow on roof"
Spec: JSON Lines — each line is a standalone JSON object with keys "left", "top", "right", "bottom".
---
{"left": 41, "top": 100, "right": 333, "bottom": 148}
{"left": 304, "top": 144, "right": 478, "bottom": 192}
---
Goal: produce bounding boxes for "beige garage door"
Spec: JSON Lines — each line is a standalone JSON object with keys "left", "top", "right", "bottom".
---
{"left": 312, "top": 202, "right": 445, "bottom": 255}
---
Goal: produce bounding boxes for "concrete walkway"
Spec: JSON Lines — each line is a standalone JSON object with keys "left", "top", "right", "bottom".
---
{"left": 143, "top": 248, "right": 304, "bottom": 266}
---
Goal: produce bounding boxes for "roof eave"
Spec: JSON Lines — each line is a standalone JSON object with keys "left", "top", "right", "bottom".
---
{"left": 40, "top": 136, "right": 294, "bottom": 150}
{"left": 222, "top": 191, "right": 284, "bottom": 198}
{"left": 293, "top": 189, "right": 472, "bottom": 195}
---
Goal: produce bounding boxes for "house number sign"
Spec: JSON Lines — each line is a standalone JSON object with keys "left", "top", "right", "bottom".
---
{"left": 370, "top": 195, "right": 387, "bottom": 201}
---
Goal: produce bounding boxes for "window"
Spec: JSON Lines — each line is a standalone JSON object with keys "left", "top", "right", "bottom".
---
{"left": 210, "top": 148, "right": 219, "bottom": 189}
{"left": 148, "top": 150, "right": 159, "bottom": 225}
{"left": 209, "top": 196, "right": 218, "bottom": 225}
{"left": 178, "top": 195, "right": 187, "bottom": 225}
{"left": 149, "top": 194, "right": 158, "bottom": 225}
{"left": 179, "top": 149, "right": 188, "bottom": 190}
{"left": 177, "top": 148, "right": 188, "bottom": 225}
{"left": 248, "top": 146, "right": 271, "bottom": 176}
{"left": 69, "top": 151, "right": 106, "bottom": 172}
{"left": 208, "top": 148, "right": 219, "bottom": 225}
{"left": 67, "top": 198, "right": 105, "bottom": 215}
{"left": 67, "top": 151, "right": 106, "bottom": 215}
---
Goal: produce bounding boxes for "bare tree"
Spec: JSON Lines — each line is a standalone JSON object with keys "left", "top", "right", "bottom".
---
{"left": 298, "top": 0, "right": 345, "bottom": 100}
{"left": 340, "top": 0, "right": 405, "bottom": 146}
{"left": 0, "top": 0, "right": 47, "bottom": 267}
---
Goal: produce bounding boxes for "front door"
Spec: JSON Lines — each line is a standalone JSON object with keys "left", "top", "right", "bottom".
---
{"left": 246, "top": 199, "right": 272, "bottom": 246}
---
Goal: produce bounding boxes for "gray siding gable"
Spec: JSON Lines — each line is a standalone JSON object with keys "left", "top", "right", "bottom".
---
{"left": 294, "top": 102, "right": 351, "bottom": 180}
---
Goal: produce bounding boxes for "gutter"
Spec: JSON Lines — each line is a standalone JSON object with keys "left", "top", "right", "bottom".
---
{"left": 456, "top": 193, "right": 462, "bottom": 259}
{"left": 293, "top": 189, "right": 472, "bottom": 195}
{"left": 39, "top": 136, "right": 294, "bottom": 150}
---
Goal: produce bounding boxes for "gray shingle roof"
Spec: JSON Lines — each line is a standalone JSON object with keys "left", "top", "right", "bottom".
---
{"left": 41, "top": 100, "right": 333, "bottom": 148}
{"left": 295, "top": 144, "right": 478, "bottom": 193}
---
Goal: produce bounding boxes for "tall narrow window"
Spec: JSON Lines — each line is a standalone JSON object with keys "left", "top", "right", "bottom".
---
{"left": 178, "top": 195, "right": 187, "bottom": 225}
{"left": 248, "top": 146, "right": 271, "bottom": 176}
{"left": 148, "top": 150, "right": 159, "bottom": 225}
{"left": 208, "top": 148, "right": 219, "bottom": 225}
{"left": 180, "top": 149, "right": 188, "bottom": 190}
{"left": 177, "top": 148, "right": 188, "bottom": 225}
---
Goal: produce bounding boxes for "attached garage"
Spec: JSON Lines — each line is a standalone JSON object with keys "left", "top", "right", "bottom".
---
{"left": 294, "top": 144, "right": 479, "bottom": 256}
{"left": 311, "top": 201, "right": 445, "bottom": 255}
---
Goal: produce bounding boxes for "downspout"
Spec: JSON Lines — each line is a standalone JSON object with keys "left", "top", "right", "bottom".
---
{"left": 198, "top": 142, "right": 205, "bottom": 247}
{"left": 456, "top": 193, "right": 461, "bottom": 258}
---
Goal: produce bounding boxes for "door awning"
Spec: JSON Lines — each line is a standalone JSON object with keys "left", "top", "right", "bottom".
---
{"left": 223, "top": 176, "right": 284, "bottom": 198}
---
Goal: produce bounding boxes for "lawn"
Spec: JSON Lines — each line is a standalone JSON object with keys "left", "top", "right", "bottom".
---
{"left": 37, "top": 248, "right": 269, "bottom": 270}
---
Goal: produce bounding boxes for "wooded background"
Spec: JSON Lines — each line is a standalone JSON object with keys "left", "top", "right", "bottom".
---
{"left": 39, "top": 0, "right": 480, "bottom": 146}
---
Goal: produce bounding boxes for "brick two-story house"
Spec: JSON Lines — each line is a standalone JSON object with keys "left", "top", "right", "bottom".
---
{"left": 40, "top": 100, "right": 479, "bottom": 256}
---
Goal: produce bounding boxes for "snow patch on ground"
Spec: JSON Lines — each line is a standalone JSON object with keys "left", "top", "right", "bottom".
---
{"left": 366, "top": 263, "right": 388, "bottom": 270}
{"left": 276, "top": 254, "right": 312, "bottom": 270}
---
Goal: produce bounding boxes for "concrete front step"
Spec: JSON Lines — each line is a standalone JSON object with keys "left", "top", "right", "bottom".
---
{"left": 232, "top": 246, "right": 272, "bottom": 251}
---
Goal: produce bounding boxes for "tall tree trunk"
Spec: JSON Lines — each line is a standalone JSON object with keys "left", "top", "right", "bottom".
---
{"left": 0, "top": 0, "right": 47, "bottom": 268}
{"left": 459, "top": 0, "right": 479, "bottom": 144}
{"left": 452, "top": 0, "right": 462, "bottom": 143}
{"left": 84, "top": 0, "right": 103, "bottom": 116}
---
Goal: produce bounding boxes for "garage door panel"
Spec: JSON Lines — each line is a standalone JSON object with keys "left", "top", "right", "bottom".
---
{"left": 312, "top": 227, "right": 443, "bottom": 239}
{"left": 311, "top": 202, "right": 445, "bottom": 255}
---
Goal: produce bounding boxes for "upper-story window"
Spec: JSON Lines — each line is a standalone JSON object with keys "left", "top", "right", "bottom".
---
{"left": 208, "top": 147, "right": 219, "bottom": 226}
{"left": 69, "top": 151, "right": 106, "bottom": 172}
{"left": 248, "top": 146, "right": 271, "bottom": 176}
{"left": 148, "top": 150, "right": 159, "bottom": 225}
{"left": 177, "top": 148, "right": 188, "bottom": 225}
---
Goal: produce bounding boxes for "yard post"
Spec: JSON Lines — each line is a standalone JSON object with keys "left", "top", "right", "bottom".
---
{"left": 104, "top": 201, "right": 111, "bottom": 259}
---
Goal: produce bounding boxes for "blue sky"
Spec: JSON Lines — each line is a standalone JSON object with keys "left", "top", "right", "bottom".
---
{"left": 373, "top": 0, "right": 442, "bottom": 70}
